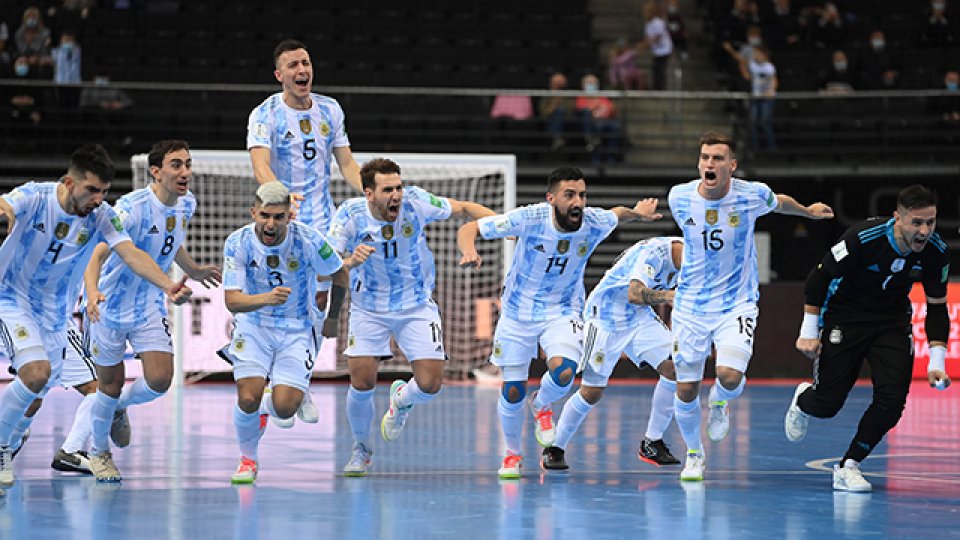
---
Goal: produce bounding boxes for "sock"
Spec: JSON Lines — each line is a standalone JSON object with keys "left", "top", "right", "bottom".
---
{"left": 62, "top": 393, "right": 97, "bottom": 453}
{"left": 233, "top": 404, "right": 262, "bottom": 460}
{"left": 395, "top": 378, "right": 436, "bottom": 408}
{"left": 8, "top": 415, "right": 34, "bottom": 452}
{"left": 645, "top": 377, "right": 677, "bottom": 441}
{"left": 498, "top": 394, "right": 525, "bottom": 455}
{"left": 534, "top": 371, "right": 572, "bottom": 409}
{"left": 674, "top": 394, "right": 703, "bottom": 454}
{"left": 710, "top": 376, "right": 746, "bottom": 403}
{"left": 346, "top": 386, "right": 376, "bottom": 448}
{"left": 0, "top": 378, "right": 40, "bottom": 447}
{"left": 90, "top": 390, "right": 119, "bottom": 454}
{"left": 117, "top": 377, "right": 164, "bottom": 409}
{"left": 554, "top": 391, "right": 595, "bottom": 450}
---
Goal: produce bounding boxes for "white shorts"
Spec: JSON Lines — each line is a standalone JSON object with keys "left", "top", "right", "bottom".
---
{"left": 580, "top": 317, "right": 671, "bottom": 387}
{"left": 87, "top": 317, "right": 173, "bottom": 367}
{"left": 490, "top": 316, "right": 583, "bottom": 368}
{"left": 230, "top": 320, "right": 317, "bottom": 391}
{"left": 0, "top": 305, "right": 68, "bottom": 366}
{"left": 344, "top": 301, "right": 447, "bottom": 361}
{"left": 58, "top": 324, "right": 97, "bottom": 388}
{"left": 671, "top": 303, "right": 759, "bottom": 383}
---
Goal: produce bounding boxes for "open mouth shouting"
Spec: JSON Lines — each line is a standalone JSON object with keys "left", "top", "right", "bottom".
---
{"left": 261, "top": 227, "right": 280, "bottom": 245}
{"left": 294, "top": 75, "right": 310, "bottom": 91}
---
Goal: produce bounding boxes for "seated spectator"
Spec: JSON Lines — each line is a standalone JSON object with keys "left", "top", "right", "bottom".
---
{"left": 575, "top": 73, "right": 623, "bottom": 163}
{"left": 807, "top": 2, "right": 845, "bottom": 50}
{"left": 490, "top": 94, "right": 533, "bottom": 121}
{"left": 607, "top": 38, "right": 645, "bottom": 91}
{"left": 14, "top": 6, "right": 53, "bottom": 79}
{"left": 922, "top": 0, "right": 955, "bottom": 47}
{"left": 929, "top": 69, "right": 960, "bottom": 127}
{"left": 540, "top": 72, "right": 574, "bottom": 151}
{"left": 820, "top": 50, "right": 856, "bottom": 94}
{"left": 858, "top": 30, "right": 900, "bottom": 90}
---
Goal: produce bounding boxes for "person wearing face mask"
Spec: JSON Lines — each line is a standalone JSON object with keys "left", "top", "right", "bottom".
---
{"left": 922, "top": 0, "right": 955, "bottom": 47}
{"left": 929, "top": 69, "right": 960, "bottom": 130}
{"left": 574, "top": 74, "right": 623, "bottom": 163}
{"left": 52, "top": 31, "right": 80, "bottom": 85}
{"left": 858, "top": 30, "right": 900, "bottom": 91}
{"left": 14, "top": 6, "right": 53, "bottom": 78}
{"left": 820, "top": 50, "right": 856, "bottom": 94}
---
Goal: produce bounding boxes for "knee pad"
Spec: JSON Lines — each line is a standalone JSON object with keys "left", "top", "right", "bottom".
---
{"left": 501, "top": 380, "right": 526, "bottom": 403}
{"left": 549, "top": 357, "right": 578, "bottom": 387}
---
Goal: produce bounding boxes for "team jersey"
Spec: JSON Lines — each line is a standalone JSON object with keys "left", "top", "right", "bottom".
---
{"left": 94, "top": 187, "right": 196, "bottom": 329}
{"left": 0, "top": 182, "right": 130, "bottom": 331}
{"left": 817, "top": 217, "right": 950, "bottom": 325}
{"left": 478, "top": 203, "right": 619, "bottom": 322}
{"left": 585, "top": 236, "right": 681, "bottom": 331}
{"left": 327, "top": 186, "right": 452, "bottom": 313}
{"left": 247, "top": 92, "right": 351, "bottom": 232}
{"left": 223, "top": 221, "right": 343, "bottom": 330}
{"left": 668, "top": 178, "right": 778, "bottom": 317}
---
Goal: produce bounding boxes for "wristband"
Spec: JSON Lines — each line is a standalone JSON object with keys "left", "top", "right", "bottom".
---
{"left": 928, "top": 346, "right": 946, "bottom": 373}
{"left": 799, "top": 312, "right": 820, "bottom": 340}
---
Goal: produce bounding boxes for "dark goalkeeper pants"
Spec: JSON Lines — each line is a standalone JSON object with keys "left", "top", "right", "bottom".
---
{"left": 796, "top": 320, "right": 914, "bottom": 463}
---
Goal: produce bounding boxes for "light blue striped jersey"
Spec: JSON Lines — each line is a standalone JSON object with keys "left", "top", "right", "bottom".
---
{"left": 478, "top": 203, "right": 619, "bottom": 322}
{"left": 668, "top": 178, "right": 777, "bottom": 317}
{"left": 223, "top": 221, "right": 343, "bottom": 330}
{"left": 0, "top": 182, "right": 130, "bottom": 331}
{"left": 327, "top": 186, "right": 452, "bottom": 313}
{"left": 247, "top": 92, "right": 351, "bottom": 232}
{"left": 585, "top": 236, "right": 681, "bottom": 331}
{"left": 95, "top": 187, "right": 196, "bottom": 329}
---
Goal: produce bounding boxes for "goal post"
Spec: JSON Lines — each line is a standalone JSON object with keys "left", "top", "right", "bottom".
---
{"left": 131, "top": 151, "right": 516, "bottom": 383}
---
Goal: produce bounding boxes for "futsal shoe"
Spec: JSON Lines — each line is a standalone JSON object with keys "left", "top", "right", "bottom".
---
{"left": 638, "top": 438, "right": 681, "bottom": 466}
{"left": 833, "top": 461, "right": 872, "bottom": 492}
{"left": 0, "top": 448, "right": 13, "bottom": 487}
{"left": 52, "top": 449, "right": 93, "bottom": 474}
{"left": 706, "top": 399, "right": 730, "bottom": 442}
{"left": 680, "top": 451, "right": 705, "bottom": 482}
{"left": 785, "top": 382, "right": 813, "bottom": 442}
{"left": 343, "top": 443, "right": 373, "bottom": 477}
{"left": 89, "top": 451, "right": 122, "bottom": 483}
{"left": 231, "top": 457, "right": 258, "bottom": 484}
{"left": 541, "top": 446, "right": 569, "bottom": 470}
{"left": 380, "top": 380, "right": 412, "bottom": 442}
{"left": 297, "top": 389, "right": 319, "bottom": 423}
{"left": 110, "top": 409, "right": 131, "bottom": 448}
{"left": 528, "top": 391, "right": 557, "bottom": 447}
{"left": 498, "top": 452, "right": 523, "bottom": 479}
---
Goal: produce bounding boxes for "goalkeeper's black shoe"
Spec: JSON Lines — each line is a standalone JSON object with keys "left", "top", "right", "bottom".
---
{"left": 541, "top": 446, "right": 569, "bottom": 470}
{"left": 216, "top": 344, "right": 234, "bottom": 366}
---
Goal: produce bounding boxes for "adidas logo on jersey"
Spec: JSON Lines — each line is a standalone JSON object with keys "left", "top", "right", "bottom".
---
{"left": 362, "top": 233, "right": 375, "bottom": 242}
{"left": 533, "top": 244, "right": 545, "bottom": 252}
{"left": 34, "top": 222, "right": 46, "bottom": 232}
{"left": 284, "top": 131, "right": 295, "bottom": 139}
{"left": 250, "top": 260, "right": 259, "bottom": 268}
{"left": 148, "top": 225, "right": 160, "bottom": 234}
{"left": 684, "top": 217, "right": 696, "bottom": 226}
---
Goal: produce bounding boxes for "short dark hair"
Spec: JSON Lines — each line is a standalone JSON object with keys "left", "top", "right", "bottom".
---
{"left": 360, "top": 158, "right": 402, "bottom": 191}
{"left": 547, "top": 166, "right": 585, "bottom": 192}
{"left": 699, "top": 131, "right": 736, "bottom": 156}
{"left": 897, "top": 185, "right": 938, "bottom": 211}
{"left": 147, "top": 139, "right": 190, "bottom": 169}
{"left": 68, "top": 144, "right": 114, "bottom": 183}
{"left": 274, "top": 39, "right": 307, "bottom": 67}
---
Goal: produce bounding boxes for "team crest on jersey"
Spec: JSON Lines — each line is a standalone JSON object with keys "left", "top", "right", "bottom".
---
{"left": 402, "top": 222, "right": 414, "bottom": 237}
{"left": 166, "top": 216, "right": 176, "bottom": 232}
{"left": 557, "top": 239, "right": 570, "bottom": 254}
{"left": 319, "top": 121, "right": 331, "bottom": 137}
{"left": 299, "top": 118, "right": 312, "bottom": 135}
{"left": 382, "top": 225, "right": 394, "bottom": 240}
{"left": 672, "top": 339, "right": 680, "bottom": 355}
{"left": 14, "top": 325, "right": 29, "bottom": 341}
{"left": 54, "top": 222, "right": 69, "bottom": 240}
{"left": 577, "top": 241, "right": 589, "bottom": 257}
{"left": 727, "top": 211, "right": 740, "bottom": 227}
{"left": 76, "top": 229, "right": 90, "bottom": 246}
{"left": 234, "top": 338, "right": 246, "bottom": 353}
{"left": 493, "top": 340, "right": 503, "bottom": 357}
{"left": 348, "top": 334, "right": 356, "bottom": 348}
{"left": 890, "top": 258, "right": 905, "bottom": 273}
{"left": 288, "top": 259, "right": 300, "bottom": 271}
{"left": 91, "top": 343, "right": 100, "bottom": 356}
{"left": 266, "top": 255, "right": 280, "bottom": 268}
{"left": 593, "top": 351, "right": 604, "bottom": 365}
{"left": 705, "top": 209, "right": 718, "bottom": 225}
{"left": 829, "top": 327, "right": 843, "bottom": 344}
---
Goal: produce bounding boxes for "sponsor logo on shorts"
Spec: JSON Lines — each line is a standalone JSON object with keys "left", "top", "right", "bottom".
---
{"left": 829, "top": 327, "right": 843, "bottom": 344}
{"left": 14, "top": 325, "right": 29, "bottom": 340}
{"left": 493, "top": 340, "right": 503, "bottom": 357}
{"left": 233, "top": 338, "right": 246, "bottom": 353}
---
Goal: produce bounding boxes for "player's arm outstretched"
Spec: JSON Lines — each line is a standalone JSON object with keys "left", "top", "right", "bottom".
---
{"left": 174, "top": 246, "right": 222, "bottom": 289}
{"left": 610, "top": 197, "right": 663, "bottom": 222}
{"left": 775, "top": 194, "right": 834, "bottom": 220}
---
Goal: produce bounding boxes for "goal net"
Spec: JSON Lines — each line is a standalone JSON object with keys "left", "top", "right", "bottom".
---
{"left": 131, "top": 151, "right": 515, "bottom": 382}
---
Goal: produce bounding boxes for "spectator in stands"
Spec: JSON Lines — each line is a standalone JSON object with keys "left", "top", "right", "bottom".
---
{"left": 541, "top": 72, "right": 574, "bottom": 151}
{"left": 80, "top": 74, "right": 135, "bottom": 150}
{"left": 13, "top": 6, "right": 53, "bottom": 79}
{"left": 637, "top": 1, "right": 674, "bottom": 91}
{"left": 575, "top": 73, "right": 622, "bottom": 163}
{"left": 608, "top": 38, "right": 645, "bottom": 91}
{"left": 922, "top": 0, "right": 955, "bottom": 47}
{"left": 10, "top": 56, "right": 44, "bottom": 152}
{"left": 729, "top": 44, "right": 778, "bottom": 150}
{"left": 666, "top": 0, "right": 690, "bottom": 61}
{"left": 52, "top": 31, "right": 81, "bottom": 84}
{"left": 722, "top": 25, "right": 764, "bottom": 91}
{"left": 929, "top": 69, "right": 960, "bottom": 127}
{"left": 763, "top": 0, "right": 802, "bottom": 51}
{"left": 807, "top": 2, "right": 845, "bottom": 50}
{"left": 858, "top": 30, "right": 900, "bottom": 91}
{"left": 0, "top": 17, "right": 12, "bottom": 77}
{"left": 820, "top": 50, "right": 856, "bottom": 94}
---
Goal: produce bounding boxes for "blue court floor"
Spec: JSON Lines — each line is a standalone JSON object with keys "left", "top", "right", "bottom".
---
{"left": 1, "top": 380, "right": 958, "bottom": 540}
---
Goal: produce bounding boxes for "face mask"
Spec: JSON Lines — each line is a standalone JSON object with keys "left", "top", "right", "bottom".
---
{"left": 25, "top": 18, "right": 38, "bottom": 29}
{"left": 871, "top": 39, "right": 884, "bottom": 50}
{"left": 947, "top": 82, "right": 959, "bottom": 91}
{"left": 60, "top": 41, "right": 75, "bottom": 51}
{"left": 834, "top": 61, "right": 847, "bottom": 71}
{"left": 748, "top": 37, "right": 762, "bottom": 46}
{"left": 15, "top": 63, "right": 29, "bottom": 77}
{"left": 933, "top": 2, "right": 945, "bottom": 11}
{"left": 584, "top": 82, "right": 599, "bottom": 93}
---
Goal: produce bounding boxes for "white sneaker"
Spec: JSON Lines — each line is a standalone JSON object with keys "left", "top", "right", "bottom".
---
{"left": 343, "top": 443, "right": 373, "bottom": 477}
{"left": 833, "top": 461, "right": 872, "bottom": 492}
{"left": 262, "top": 389, "right": 294, "bottom": 429}
{"left": 706, "top": 399, "right": 730, "bottom": 442}
{"left": 528, "top": 391, "right": 557, "bottom": 447}
{"left": 380, "top": 380, "right": 412, "bottom": 442}
{"left": 680, "top": 451, "right": 705, "bottom": 482}
{"left": 498, "top": 452, "right": 523, "bottom": 479}
{"left": 785, "top": 382, "right": 812, "bottom": 442}
{"left": 297, "top": 389, "right": 319, "bottom": 423}
{"left": 0, "top": 448, "right": 14, "bottom": 488}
